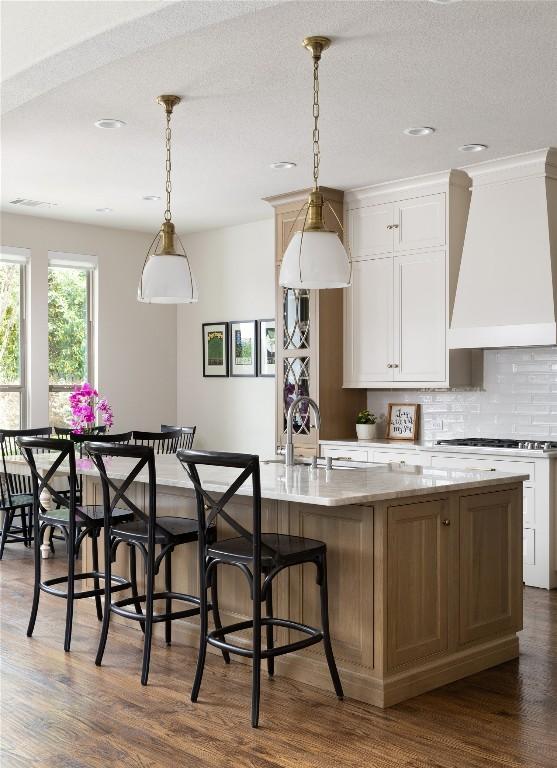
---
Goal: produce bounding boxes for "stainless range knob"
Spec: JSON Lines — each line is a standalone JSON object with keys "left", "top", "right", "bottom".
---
{"left": 544, "top": 442, "right": 552, "bottom": 450}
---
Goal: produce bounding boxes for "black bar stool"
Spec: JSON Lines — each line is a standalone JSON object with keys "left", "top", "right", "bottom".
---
{"left": 177, "top": 449, "right": 344, "bottom": 728}
{"left": 85, "top": 441, "right": 229, "bottom": 685}
{"left": 0, "top": 427, "right": 51, "bottom": 559}
{"left": 133, "top": 429, "right": 182, "bottom": 454}
{"left": 160, "top": 425, "right": 196, "bottom": 451}
{"left": 16, "top": 436, "right": 133, "bottom": 651}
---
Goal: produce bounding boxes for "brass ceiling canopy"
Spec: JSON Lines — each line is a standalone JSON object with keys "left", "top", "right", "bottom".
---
{"left": 302, "top": 35, "right": 331, "bottom": 59}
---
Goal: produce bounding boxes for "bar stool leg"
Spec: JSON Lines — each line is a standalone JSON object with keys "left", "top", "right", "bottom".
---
{"left": 91, "top": 530, "right": 103, "bottom": 622}
{"left": 27, "top": 520, "right": 43, "bottom": 636}
{"left": 209, "top": 566, "right": 230, "bottom": 664}
{"left": 165, "top": 549, "right": 172, "bottom": 646}
{"left": 265, "top": 579, "right": 274, "bottom": 677}
{"left": 251, "top": 574, "right": 262, "bottom": 728}
{"left": 141, "top": 553, "right": 155, "bottom": 685}
{"left": 0, "top": 509, "right": 14, "bottom": 560}
{"left": 64, "top": 532, "right": 76, "bottom": 652}
{"left": 129, "top": 544, "right": 145, "bottom": 633}
{"left": 318, "top": 552, "right": 344, "bottom": 699}
{"left": 191, "top": 559, "right": 209, "bottom": 702}
{"left": 19, "top": 507, "right": 29, "bottom": 547}
{"left": 95, "top": 530, "right": 113, "bottom": 666}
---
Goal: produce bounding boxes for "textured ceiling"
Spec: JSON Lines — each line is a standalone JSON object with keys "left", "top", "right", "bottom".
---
{"left": 1, "top": 0, "right": 557, "bottom": 234}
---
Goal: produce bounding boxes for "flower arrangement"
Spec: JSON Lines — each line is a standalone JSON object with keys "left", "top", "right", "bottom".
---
{"left": 68, "top": 382, "right": 113, "bottom": 434}
{"left": 356, "top": 409, "right": 377, "bottom": 425}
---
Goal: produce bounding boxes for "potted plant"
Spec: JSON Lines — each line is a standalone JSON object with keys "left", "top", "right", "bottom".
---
{"left": 356, "top": 409, "right": 377, "bottom": 441}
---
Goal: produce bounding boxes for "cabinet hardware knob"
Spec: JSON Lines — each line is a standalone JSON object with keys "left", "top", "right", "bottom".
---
{"left": 392, "top": 223, "right": 399, "bottom": 229}
{"left": 442, "top": 519, "right": 450, "bottom": 526}
{"left": 386, "top": 224, "right": 393, "bottom": 230}
{"left": 392, "top": 363, "right": 399, "bottom": 368}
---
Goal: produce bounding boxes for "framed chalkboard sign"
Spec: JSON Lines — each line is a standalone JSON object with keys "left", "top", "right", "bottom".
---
{"left": 386, "top": 403, "right": 420, "bottom": 441}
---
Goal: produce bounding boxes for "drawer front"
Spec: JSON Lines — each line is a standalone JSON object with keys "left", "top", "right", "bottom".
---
{"left": 523, "top": 528, "right": 535, "bottom": 565}
{"left": 373, "top": 450, "right": 429, "bottom": 466}
{"left": 430, "top": 454, "right": 535, "bottom": 480}
{"left": 321, "top": 446, "right": 370, "bottom": 462}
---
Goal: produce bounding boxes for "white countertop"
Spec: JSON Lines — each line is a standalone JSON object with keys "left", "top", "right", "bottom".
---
{"left": 320, "top": 438, "right": 557, "bottom": 460}
{"left": 4, "top": 453, "right": 527, "bottom": 508}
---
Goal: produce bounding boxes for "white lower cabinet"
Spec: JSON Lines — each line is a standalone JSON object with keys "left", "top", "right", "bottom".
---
{"left": 372, "top": 449, "right": 431, "bottom": 467}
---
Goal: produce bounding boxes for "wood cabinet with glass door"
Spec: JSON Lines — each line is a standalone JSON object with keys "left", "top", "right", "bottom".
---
{"left": 265, "top": 187, "right": 365, "bottom": 457}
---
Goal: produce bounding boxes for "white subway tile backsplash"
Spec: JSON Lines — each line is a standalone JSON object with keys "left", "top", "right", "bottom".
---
{"left": 366, "top": 346, "right": 557, "bottom": 442}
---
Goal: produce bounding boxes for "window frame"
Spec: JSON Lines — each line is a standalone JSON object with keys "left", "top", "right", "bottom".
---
{"left": 0, "top": 259, "right": 27, "bottom": 427}
{"left": 47, "top": 263, "right": 96, "bottom": 415}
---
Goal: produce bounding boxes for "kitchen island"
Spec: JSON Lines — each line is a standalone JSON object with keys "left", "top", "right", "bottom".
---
{"left": 6, "top": 453, "right": 526, "bottom": 707}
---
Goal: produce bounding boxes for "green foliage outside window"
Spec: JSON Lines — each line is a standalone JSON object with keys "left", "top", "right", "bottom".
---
{"left": 48, "top": 267, "right": 88, "bottom": 385}
{"left": 0, "top": 262, "right": 21, "bottom": 386}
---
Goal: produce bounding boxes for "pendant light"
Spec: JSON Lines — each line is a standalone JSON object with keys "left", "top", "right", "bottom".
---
{"left": 279, "top": 37, "right": 351, "bottom": 290}
{"left": 138, "top": 95, "right": 198, "bottom": 303}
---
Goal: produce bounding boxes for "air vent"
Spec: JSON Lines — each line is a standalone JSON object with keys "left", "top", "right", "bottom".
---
{"left": 9, "top": 198, "right": 57, "bottom": 207}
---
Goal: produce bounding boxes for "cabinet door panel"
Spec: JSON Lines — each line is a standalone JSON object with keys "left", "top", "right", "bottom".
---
{"left": 348, "top": 203, "right": 393, "bottom": 259}
{"left": 344, "top": 257, "right": 394, "bottom": 385}
{"left": 394, "top": 250, "right": 446, "bottom": 382}
{"left": 387, "top": 499, "right": 449, "bottom": 669}
{"left": 459, "top": 489, "right": 523, "bottom": 644}
{"left": 394, "top": 194, "right": 445, "bottom": 252}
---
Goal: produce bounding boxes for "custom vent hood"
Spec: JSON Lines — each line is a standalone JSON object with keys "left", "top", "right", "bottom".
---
{"left": 449, "top": 148, "right": 557, "bottom": 349}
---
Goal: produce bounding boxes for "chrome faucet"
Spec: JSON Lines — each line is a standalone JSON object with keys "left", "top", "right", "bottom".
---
{"left": 285, "top": 396, "right": 321, "bottom": 466}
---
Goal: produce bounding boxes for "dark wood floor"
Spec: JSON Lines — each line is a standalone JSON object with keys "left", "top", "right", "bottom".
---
{"left": 1, "top": 546, "right": 556, "bottom": 768}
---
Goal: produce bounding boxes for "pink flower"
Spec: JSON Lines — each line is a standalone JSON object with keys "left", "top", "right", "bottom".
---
{"left": 67, "top": 382, "right": 114, "bottom": 433}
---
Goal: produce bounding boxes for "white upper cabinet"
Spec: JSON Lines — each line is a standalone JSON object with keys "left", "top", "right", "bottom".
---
{"left": 348, "top": 202, "right": 394, "bottom": 259}
{"left": 394, "top": 194, "right": 446, "bottom": 252}
{"left": 344, "top": 256, "right": 394, "bottom": 384}
{"left": 344, "top": 171, "right": 471, "bottom": 389}
{"left": 394, "top": 250, "right": 446, "bottom": 382}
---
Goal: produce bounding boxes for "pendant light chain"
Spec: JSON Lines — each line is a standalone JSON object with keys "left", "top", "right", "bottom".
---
{"left": 312, "top": 55, "right": 320, "bottom": 190}
{"left": 164, "top": 110, "right": 172, "bottom": 222}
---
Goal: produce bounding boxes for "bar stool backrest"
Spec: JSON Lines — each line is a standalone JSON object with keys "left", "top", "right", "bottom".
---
{"left": 85, "top": 442, "right": 158, "bottom": 543}
{"left": 133, "top": 429, "right": 181, "bottom": 455}
{"left": 160, "top": 425, "right": 196, "bottom": 451}
{"left": 0, "top": 427, "right": 51, "bottom": 508}
{"left": 16, "top": 436, "right": 83, "bottom": 537}
{"left": 176, "top": 449, "right": 265, "bottom": 577}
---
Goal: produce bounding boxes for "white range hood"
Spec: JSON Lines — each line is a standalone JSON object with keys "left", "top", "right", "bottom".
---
{"left": 449, "top": 147, "right": 557, "bottom": 349}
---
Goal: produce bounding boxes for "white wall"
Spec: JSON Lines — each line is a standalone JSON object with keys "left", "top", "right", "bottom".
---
{"left": 1, "top": 212, "right": 177, "bottom": 431}
{"left": 177, "top": 218, "right": 275, "bottom": 456}
{"left": 367, "top": 346, "right": 557, "bottom": 443}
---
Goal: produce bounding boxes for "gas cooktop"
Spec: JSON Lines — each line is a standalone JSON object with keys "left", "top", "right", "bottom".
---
{"left": 435, "top": 438, "right": 557, "bottom": 451}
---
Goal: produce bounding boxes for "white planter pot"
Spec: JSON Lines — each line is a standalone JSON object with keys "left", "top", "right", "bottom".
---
{"left": 356, "top": 423, "right": 377, "bottom": 441}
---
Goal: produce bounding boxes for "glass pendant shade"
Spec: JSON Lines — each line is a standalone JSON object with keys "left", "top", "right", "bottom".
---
{"left": 279, "top": 230, "right": 350, "bottom": 289}
{"left": 138, "top": 221, "right": 198, "bottom": 303}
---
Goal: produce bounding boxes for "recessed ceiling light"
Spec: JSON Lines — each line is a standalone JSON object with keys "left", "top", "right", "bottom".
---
{"left": 96, "top": 207, "right": 113, "bottom": 213}
{"left": 428, "top": 0, "right": 460, "bottom": 4}
{"left": 458, "top": 143, "right": 488, "bottom": 153}
{"left": 404, "top": 126, "right": 436, "bottom": 136}
{"left": 270, "top": 161, "right": 297, "bottom": 169}
{"left": 142, "top": 195, "right": 161, "bottom": 201}
{"left": 94, "top": 119, "right": 126, "bottom": 129}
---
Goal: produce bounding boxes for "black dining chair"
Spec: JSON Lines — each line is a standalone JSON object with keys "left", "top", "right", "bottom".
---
{"left": 85, "top": 441, "right": 229, "bottom": 685}
{"left": 177, "top": 449, "right": 344, "bottom": 728}
{"left": 161, "top": 425, "right": 196, "bottom": 451}
{"left": 53, "top": 425, "right": 107, "bottom": 438}
{"left": 133, "top": 429, "right": 182, "bottom": 455}
{"left": 16, "top": 436, "right": 133, "bottom": 651}
{"left": 0, "top": 427, "right": 51, "bottom": 560}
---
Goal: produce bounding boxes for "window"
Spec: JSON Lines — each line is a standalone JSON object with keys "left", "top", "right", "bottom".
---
{"left": 48, "top": 262, "right": 94, "bottom": 427}
{"left": 0, "top": 258, "right": 26, "bottom": 427}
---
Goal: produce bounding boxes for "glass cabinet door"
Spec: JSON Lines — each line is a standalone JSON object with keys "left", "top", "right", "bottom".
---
{"left": 283, "top": 288, "right": 310, "bottom": 350}
{"left": 283, "top": 357, "right": 310, "bottom": 435}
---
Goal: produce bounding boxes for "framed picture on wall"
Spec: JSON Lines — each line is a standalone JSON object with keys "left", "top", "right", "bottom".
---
{"left": 202, "top": 322, "right": 229, "bottom": 377}
{"left": 257, "top": 319, "right": 276, "bottom": 377}
{"left": 386, "top": 403, "right": 420, "bottom": 441}
{"left": 229, "top": 320, "right": 257, "bottom": 377}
